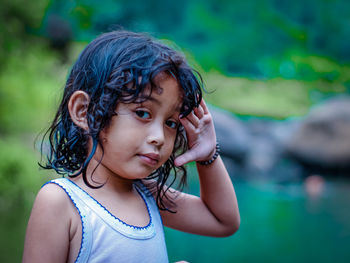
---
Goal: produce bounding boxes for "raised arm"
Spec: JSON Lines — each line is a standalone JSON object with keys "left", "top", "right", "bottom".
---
{"left": 160, "top": 100, "right": 240, "bottom": 237}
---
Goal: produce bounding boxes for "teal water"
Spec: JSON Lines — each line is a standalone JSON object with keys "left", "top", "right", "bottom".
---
{"left": 166, "top": 178, "right": 350, "bottom": 263}
{"left": 1, "top": 178, "right": 349, "bottom": 262}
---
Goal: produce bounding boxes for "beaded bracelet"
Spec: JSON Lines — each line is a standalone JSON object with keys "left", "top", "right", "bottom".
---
{"left": 197, "top": 142, "right": 220, "bottom": 165}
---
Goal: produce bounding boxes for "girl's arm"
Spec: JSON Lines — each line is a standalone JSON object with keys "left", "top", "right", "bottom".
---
{"left": 160, "top": 100, "right": 240, "bottom": 237}
{"left": 22, "top": 184, "right": 72, "bottom": 263}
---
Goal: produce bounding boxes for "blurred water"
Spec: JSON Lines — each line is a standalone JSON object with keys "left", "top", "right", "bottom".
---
{"left": 1, "top": 177, "right": 349, "bottom": 262}
{"left": 165, "top": 177, "right": 350, "bottom": 263}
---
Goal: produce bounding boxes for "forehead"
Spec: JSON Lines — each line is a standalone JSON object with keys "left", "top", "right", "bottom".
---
{"left": 153, "top": 72, "right": 177, "bottom": 91}
{"left": 148, "top": 72, "right": 183, "bottom": 110}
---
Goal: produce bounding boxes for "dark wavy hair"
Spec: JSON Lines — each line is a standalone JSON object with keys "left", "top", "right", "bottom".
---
{"left": 40, "top": 30, "right": 203, "bottom": 211}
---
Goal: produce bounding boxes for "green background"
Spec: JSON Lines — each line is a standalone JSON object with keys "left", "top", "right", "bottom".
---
{"left": 1, "top": 0, "right": 349, "bottom": 262}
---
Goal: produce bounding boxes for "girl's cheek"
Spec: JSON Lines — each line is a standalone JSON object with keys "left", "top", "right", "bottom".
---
{"left": 165, "top": 131, "right": 177, "bottom": 145}
{"left": 166, "top": 136, "right": 177, "bottom": 155}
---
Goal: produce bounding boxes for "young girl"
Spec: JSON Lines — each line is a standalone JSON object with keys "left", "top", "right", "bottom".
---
{"left": 23, "top": 30, "right": 240, "bottom": 263}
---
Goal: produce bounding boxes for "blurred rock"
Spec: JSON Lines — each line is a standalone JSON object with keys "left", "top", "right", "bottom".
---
{"left": 210, "top": 106, "right": 302, "bottom": 181}
{"left": 286, "top": 96, "right": 350, "bottom": 172}
{"left": 210, "top": 106, "right": 249, "bottom": 163}
{"left": 210, "top": 97, "right": 350, "bottom": 180}
{"left": 244, "top": 118, "right": 301, "bottom": 181}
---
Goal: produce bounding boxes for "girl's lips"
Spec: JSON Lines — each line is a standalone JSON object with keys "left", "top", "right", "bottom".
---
{"left": 138, "top": 153, "right": 160, "bottom": 166}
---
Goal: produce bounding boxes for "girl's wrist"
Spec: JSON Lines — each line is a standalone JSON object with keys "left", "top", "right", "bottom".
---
{"left": 197, "top": 142, "right": 220, "bottom": 165}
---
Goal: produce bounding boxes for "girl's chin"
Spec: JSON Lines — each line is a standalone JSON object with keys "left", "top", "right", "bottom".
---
{"left": 115, "top": 170, "right": 155, "bottom": 181}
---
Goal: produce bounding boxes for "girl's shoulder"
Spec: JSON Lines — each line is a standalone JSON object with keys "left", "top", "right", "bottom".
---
{"left": 39, "top": 179, "right": 74, "bottom": 207}
{"left": 23, "top": 179, "right": 79, "bottom": 262}
{"left": 32, "top": 179, "right": 79, "bottom": 224}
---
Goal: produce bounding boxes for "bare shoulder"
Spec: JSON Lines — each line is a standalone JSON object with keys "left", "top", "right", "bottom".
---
{"left": 36, "top": 182, "right": 72, "bottom": 208}
{"left": 29, "top": 182, "right": 77, "bottom": 222}
{"left": 22, "top": 182, "right": 75, "bottom": 263}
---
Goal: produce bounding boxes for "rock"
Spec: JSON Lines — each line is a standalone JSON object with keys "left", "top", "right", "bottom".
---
{"left": 286, "top": 96, "right": 350, "bottom": 171}
{"left": 244, "top": 118, "right": 301, "bottom": 180}
{"left": 209, "top": 105, "right": 249, "bottom": 163}
{"left": 209, "top": 105, "right": 302, "bottom": 180}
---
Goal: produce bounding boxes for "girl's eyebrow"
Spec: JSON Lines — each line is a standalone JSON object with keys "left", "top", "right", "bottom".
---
{"left": 146, "top": 96, "right": 182, "bottom": 113}
{"left": 147, "top": 96, "right": 161, "bottom": 105}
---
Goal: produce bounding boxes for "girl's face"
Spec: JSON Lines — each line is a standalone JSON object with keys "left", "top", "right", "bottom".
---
{"left": 96, "top": 72, "right": 183, "bottom": 180}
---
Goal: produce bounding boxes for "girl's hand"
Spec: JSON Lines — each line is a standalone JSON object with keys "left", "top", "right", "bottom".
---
{"left": 175, "top": 99, "right": 217, "bottom": 166}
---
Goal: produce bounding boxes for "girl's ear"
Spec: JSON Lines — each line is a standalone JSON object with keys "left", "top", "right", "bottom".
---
{"left": 68, "top": 91, "right": 90, "bottom": 131}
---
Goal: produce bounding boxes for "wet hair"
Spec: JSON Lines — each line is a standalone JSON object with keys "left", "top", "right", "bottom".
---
{"left": 40, "top": 30, "right": 202, "bottom": 211}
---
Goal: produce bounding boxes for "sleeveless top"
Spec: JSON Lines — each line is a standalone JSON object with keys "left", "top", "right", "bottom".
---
{"left": 46, "top": 178, "right": 169, "bottom": 263}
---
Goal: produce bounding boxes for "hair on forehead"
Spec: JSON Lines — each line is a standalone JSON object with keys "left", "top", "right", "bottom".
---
{"left": 40, "top": 30, "right": 203, "bottom": 211}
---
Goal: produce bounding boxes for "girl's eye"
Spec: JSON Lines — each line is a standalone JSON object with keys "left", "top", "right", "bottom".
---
{"left": 135, "top": 110, "right": 151, "bottom": 119}
{"left": 165, "top": 120, "right": 178, "bottom": 129}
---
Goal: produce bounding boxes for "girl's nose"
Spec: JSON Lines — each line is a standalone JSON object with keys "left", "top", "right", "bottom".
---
{"left": 146, "top": 122, "right": 165, "bottom": 147}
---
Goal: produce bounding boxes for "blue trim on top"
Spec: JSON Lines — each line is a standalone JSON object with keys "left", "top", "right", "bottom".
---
{"left": 42, "top": 180, "right": 85, "bottom": 263}
{"left": 138, "top": 181, "right": 166, "bottom": 226}
{"left": 67, "top": 179, "right": 153, "bottom": 230}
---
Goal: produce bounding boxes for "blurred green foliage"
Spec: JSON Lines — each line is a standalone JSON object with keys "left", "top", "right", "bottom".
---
{"left": 0, "top": 0, "right": 48, "bottom": 69}
{"left": 41, "top": 0, "right": 350, "bottom": 77}
{"left": 0, "top": 43, "right": 65, "bottom": 134}
{"left": 0, "top": 137, "right": 44, "bottom": 208}
{"left": 205, "top": 54, "right": 350, "bottom": 118}
{"left": 1, "top": 0, "right": 350, "bottom": 262}
{"left": 35, "top": 0, "right": 350, "bottom": 118}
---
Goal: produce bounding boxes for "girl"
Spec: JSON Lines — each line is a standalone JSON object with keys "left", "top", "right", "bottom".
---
{"left": 23, "top": 31, "right": 240, "bottom": 263}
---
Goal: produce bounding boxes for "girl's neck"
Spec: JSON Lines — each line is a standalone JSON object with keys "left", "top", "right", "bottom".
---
{"left": 83, "top": 158, "right": 135, "bottom": 194}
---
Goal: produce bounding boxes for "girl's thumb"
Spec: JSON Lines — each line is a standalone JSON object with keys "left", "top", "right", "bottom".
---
{"left": 174, "top": 151, "right": 196, "bottom": 166}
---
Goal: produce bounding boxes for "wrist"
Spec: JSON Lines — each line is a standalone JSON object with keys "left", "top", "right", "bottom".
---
{"left": 197, "top": 142, "right": 220, "bottom": 165}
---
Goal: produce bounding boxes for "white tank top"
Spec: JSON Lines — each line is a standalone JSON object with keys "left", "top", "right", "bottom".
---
{"left": 48, "top": 178, "right": 169, "bottom": 263}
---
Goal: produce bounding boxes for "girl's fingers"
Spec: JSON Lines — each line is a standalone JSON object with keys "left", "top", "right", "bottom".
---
{"left": 200, "top": 99, "right": 209, "bottom": 114}
{"left": 180, "top": 117, "right": 196, "bottom": 134}
{"left": 194, "top": 104, "right": 204, "bottom": 119}
{"left": 184, "top": 111, "right": 200, "bottom": 128}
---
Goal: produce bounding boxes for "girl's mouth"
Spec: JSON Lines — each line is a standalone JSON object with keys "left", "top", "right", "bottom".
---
{"left": 138, "top": 153, "right": 160, "bottom": 166}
